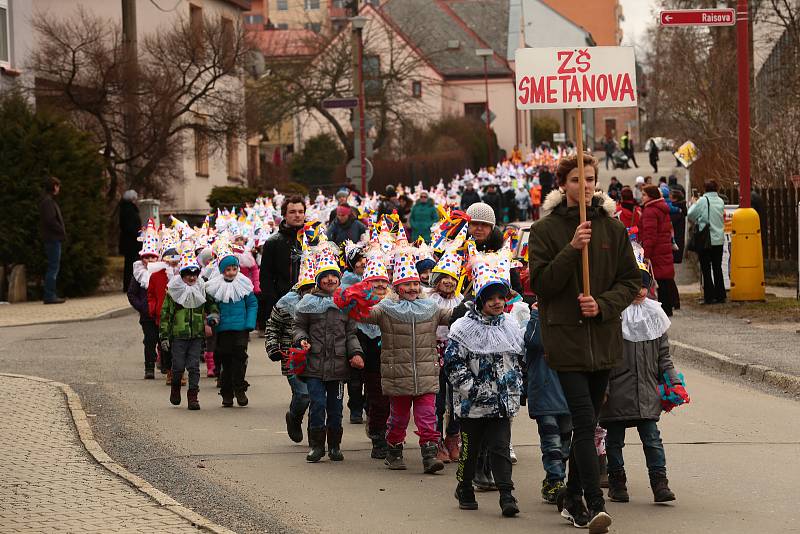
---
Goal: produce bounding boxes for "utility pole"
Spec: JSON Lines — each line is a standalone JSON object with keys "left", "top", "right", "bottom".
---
{"left": 736, "top": 0, "right": 751, "bottom": 208}
{"left": 351, "top": 17, "right": 367, "bottom": 195}
{"left": 121, "top": 0, "right": 139, "bottom": 189}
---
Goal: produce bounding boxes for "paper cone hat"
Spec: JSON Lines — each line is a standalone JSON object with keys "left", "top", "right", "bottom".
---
{"left": 363, "top": 248, "right": 389, "bottom": 283}
{"left": 138, "top": 219, "right": 160, "bottom": 257}
{"left": 468, "top": 248, "right": 509, "bottom": 299}
{"left": 313, "top": 240, "right": 341, "bottom": 279}
{"left": 159, "top": 228, "right": 180, "bottom": 259}
{"left": 213, "top": 237, "right": 235, "bottom": 263}
{"left": 392, "top": 246, "right": 420, "bottom": 286}
{"left": 432, "top": 245, "right": 464, "bottom": 282}
{"left": 178, "top": 241, "right": 201, "bottom": 273}
{"left": 293, "top": 251, "right": 317, "bottom": 290}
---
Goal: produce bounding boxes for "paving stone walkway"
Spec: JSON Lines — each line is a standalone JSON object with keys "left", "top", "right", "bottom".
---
{"left": 0, "top": 375, "right": 203, "bottom": 533}
{"left": 0, "top": 293, "right": 131, "bottom": 328}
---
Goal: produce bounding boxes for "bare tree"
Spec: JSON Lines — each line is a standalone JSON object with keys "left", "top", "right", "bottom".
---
{"left": 29, "top": 7, "right": 250, "bottom": 204}
{"left": 247, "top": 10, "right": 445, "bottom": 161}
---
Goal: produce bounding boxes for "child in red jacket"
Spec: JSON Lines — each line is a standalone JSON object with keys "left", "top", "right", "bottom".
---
{"left": 148, "top": 243, "right": 180, "bottom": 384}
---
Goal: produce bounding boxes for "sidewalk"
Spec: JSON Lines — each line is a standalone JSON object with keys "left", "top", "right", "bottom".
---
{"left": 0, "top": 293, "right": 133, "bottom": 328}
{"left": 0, "top": 373, "right": 233, "bottom": 533}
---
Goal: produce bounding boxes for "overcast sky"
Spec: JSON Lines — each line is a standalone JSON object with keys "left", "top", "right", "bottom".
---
{"left": 620, "top": 0, "right": 658, "bottom": 47}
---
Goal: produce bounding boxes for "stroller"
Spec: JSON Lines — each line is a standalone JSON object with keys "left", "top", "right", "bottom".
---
{"left": 612, "top": 149, "right": 630, "bottom": 169}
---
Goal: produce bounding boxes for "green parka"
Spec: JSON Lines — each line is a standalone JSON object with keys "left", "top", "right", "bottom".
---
{"left": 159, "top": 294, "right": 218, "bottom": 341}
{"left": 528, "top": 190, "right": 640, "bottom": 372}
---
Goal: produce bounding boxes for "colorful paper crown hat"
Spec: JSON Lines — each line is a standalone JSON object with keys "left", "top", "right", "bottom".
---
{"left": 314, "top": 239, "right": 341, "bottom": 279}
{"left": 138, "top": 219, "right": 160, "bottom": 257}
{"left": 363, "top": 248, "right": 389, "bottom": 283}
{"left": 432, "top": 236, "right": 466, "bottom": 282}
{"left": 212, "top": 236, "right": 235, "bottom": 263}
{"left": 178, "top": 240, "right": 201, "bottom": 273}
{"left": 392, "top": 246, "right": 420, "bottom": 286}
{"left": 467, "top": 241, "right": 509, "bottom": 299}
{"left": 294, "top": 251, "right": 317, "bottom": 290}
{"left": 159, "top": 228, "right": 180, "bottom": 258}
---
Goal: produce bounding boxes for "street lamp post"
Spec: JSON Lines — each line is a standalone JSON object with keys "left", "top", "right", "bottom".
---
{"left": 351, "top": 16, "right": 368, "bottom": 195}
{"left": 476, "top": 48, "right": 493, "bottom": 168}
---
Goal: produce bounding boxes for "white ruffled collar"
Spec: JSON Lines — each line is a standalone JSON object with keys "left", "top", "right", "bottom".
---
{"left": 621, "top": 298, "right": 671, "bottom": 342}
{"left": 147, "top": 261, "right": 177, "bottom": 280}
{"left": 205, "top": 272, "right": 254, "bottom": 303}
{"left": 429, "top": 292, "right": 462, "bottom": 311}
{"left": 167, "top": 276, "right": 208, "bottom": 309}
{"left": 449, "top": 308, "right": 523, "bottom": 355}
{"left": 133, "top": 261, "right": 150, "bottom": 289}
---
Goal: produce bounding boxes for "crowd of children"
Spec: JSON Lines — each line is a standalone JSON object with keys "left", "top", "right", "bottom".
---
{"left": 127, "top": 162, "right": 691, "bottom": 531}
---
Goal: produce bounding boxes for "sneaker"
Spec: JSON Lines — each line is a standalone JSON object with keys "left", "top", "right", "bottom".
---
{"left": 455, "top": 482, "right": 478, "bottom": 510}
{"left": 144, "top": 368, "right": 155, "bottom": 380}
{"left": 541, "top": 478, "right": 565, "bottom": 505}
{"left": 349, "top": 410, "right": 363, "bottom": 424}
{"left": 587, "top": 508, "right": 612, "bottom": 534}
{"left": 384, "top": 444, "right": 407, "bottom": 470}
{"left": 499, "top": 492, "right": 519, "bottom": 517}
{"left": 558, "top": 490, "right": 589, "bottom": 528}
{"left": 509, "top": 444, "right": 518, "bottom": 465}
{"left": 235, "top": 388, "right": 248, "bottom": 407}
{"left": 436, "top": 441, "right": 451, "bottom": 463}
{"left": 220, "top": 391, "right": 234, "bottom": 407}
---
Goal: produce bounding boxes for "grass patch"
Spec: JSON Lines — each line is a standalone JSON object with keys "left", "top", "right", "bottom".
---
{"left": 684, "top": 292, "right": 800, "bottom": 322}
{"left": 766, "top": 272, "right": 798, "bottom": 288}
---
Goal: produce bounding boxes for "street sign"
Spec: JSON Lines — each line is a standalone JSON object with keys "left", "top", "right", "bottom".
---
{"left": 346, "top": 157, "right": 373, "bottom": 181}
{"left": 553, "top": 132, "right": 566, "bottom": 143}
{"left": 659, "top": 9, "right": 735, "bottom": 27}
{"left": 515, "top": 46, "right": 638, "bottom": 110}
{"left": 674, "top": 140, "right": 699, "bottom": 168}
{"left": 322, "top": 97, "right": 359, "bottom": 110}
{"left": 480, "top": 110, "right": 496, "bottom": 124}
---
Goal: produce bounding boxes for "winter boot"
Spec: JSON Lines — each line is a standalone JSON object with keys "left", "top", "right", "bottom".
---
{"left": 421, "top": 441, "right": 444, "bottom": 474}
{"left": 144, "top": 366, "right": 155, "bottom": 380}
{"left": 436, "top": 441, "right": 451, "bottom": 463}
{"left": 541, "top": 478, "right": 566, "bottom": 505}
{"left": 180, "top": 372, "right": 187, "bottom": 386}
{"left": 349, "top": 409, "right": 363, "bottom": 425}
{"left": 370, "top": 436, "right": 389, "bottom": 459}
{"left": 234, "top": 387, "right": 248, "bottom": 407}
{"left": 169, "top": 384, "right": 181, "bottom": 406}
{"left": 327, "top": 427, "right": 344, "bottom": 461}
{"left": 444, "top": 434, "right": 460, "bottom": 462}
{"left": 384, "top": 443, "right": 407, "bottom": 470}
{"left": 598, "top": 454, "right": 609, "bottom": 488}
{"left": 204, "top": 352, "right": 215, "bottom": 378}
{"left": 220, "top": 389, "right": 234, "bottom": 407}
{"left": 454, "top": 481, "right": 478, "bottom": 510}
{"left": 499, "top": 491, "right": 520, "bottom": 517}
{"left": 306, "top": 428, "right": 326, "bottom": 463}
{"left": 187, "top": 388, "right": 200, "bottom": 410}
{"left": 649, "top": 472, "right": 676, "bottom": 503}
{"left": 586, "top": 503, "right": 612, "bottom": 534}
{"left": 166, "top": 369, "right": 173, "bottom": 385}
{"left": 607, "top": 469, "right": 630, "bottom": 503}
{"left": 285, "top": 411, "right": 304, "bottom": 443}
{"left": 473, "top": 451, "right": 497, "bottom": 491}
{"left": 558, "top": 489, "right": 589, "bottom": 528}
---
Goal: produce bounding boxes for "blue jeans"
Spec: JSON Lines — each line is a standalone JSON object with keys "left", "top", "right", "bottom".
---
{"left": 287, "top": 375, "right": 310, "bottom": 422}
{"left": 305, "top": 378, "right": 343, "bottom": 431}
{"left": 536, "top": 414, "right": 573, "bottom": 482}
{"left": 43, "top": 240, "right": 62, "bottom": 301}
{"left": 604, "top": 420, "right": 667, "bottom": 476}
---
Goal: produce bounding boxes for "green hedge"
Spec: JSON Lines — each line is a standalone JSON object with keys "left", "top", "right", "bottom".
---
{"left": 207, "top": 186, "right": 258, "bottom": 210}
{"left": 0, "top": 92, "right": 107, "bottom": 298}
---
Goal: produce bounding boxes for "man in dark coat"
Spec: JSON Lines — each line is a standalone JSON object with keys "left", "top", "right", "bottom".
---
{"left": 39, "top": 176, "right": 66, "bottom": 304}
{"left": 260, "top": 196, "right": 306, "bottom": 319}
{"left": 459, "top": 183, "right": 481, "bottom": 211}
{"left": 326, "top": 205, "right": 366, "bottom": 246}
{"left": 529, "top": 153, "right": 640, "bottom": 530}
{"left": 119, "top": 190, "right": 142, "bottom": 292}
{"left": 481, "top": 184, "right": 504, "bottom": 226}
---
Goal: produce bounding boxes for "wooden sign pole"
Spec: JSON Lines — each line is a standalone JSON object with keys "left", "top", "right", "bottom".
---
{"left": 574, "top": 107, "right": 591, "bottom": 297}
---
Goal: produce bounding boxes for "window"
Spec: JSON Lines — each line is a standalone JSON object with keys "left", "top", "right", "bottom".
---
{"left": 276, "top": 22, "right": 289, "bottom": 30}
{"left": 277, "top": 0, "right": 288, "bottom": 11}
{"left": 332, "top": 0, "right": 345, "bottom": 7}
{"left": 364, "top": 0, "right": 380, "bottom": 5}
{"left": 364, "top": 55, "right": 381, "bottom": 99}
{"left": 0, "top": 0, "right": 10, "bottom": 65}
{"left": 226, "top": 131, "right": 239, "bottom": 178}
{"left": 244, "top": 14, "right": 264, "bottom": 25}
{"left": 222, "top": 17, "right": 235, "bottom": 71}
{"left": 411, "top": 81, "right": 422, "bottom": 98}
{"left": 304, "top": 0, "right": 320, "bottom": 10}
{"left": 190, "top": 4, "right": 203, "bottom": 57}
{"left": 194, "top": 123, "right": 209, "bottom": 177}
{"left": 304, "top": 22, "right": 322, "bottom": 33}
{"left": 464, "top": 102, "right": 487, "bottom": 122}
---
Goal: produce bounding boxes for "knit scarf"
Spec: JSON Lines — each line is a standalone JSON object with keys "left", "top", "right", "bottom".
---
{"left": 133, "top": 261, "right": 150, "bottom": 289}
{"left": 205, "top": 272, "right": 253, "bottom": 303}
{"left": 296, "top": 293, "right": 340, "bottom": 315}
{"left": 166, "top": 276, "right": 208, "bottom": 309}
{"left": 376, "top": 297, "right": 438, "bottom": 322}
{"left": 621, "top": 297, "right": 671, "bottom": 342}
{"left": 448, "top": 302, "right": 523, "bottom": 355}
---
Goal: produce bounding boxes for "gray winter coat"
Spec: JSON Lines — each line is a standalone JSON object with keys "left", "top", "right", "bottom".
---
{"left": 293, "top": 290, "right": 363, "bottom": 381}
{"left": 599, "top": 333, "right": 679, "bottom": 425}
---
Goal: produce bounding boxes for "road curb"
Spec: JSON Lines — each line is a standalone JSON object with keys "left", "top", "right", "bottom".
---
{"left": 0, "top": 305, "right": 135, "bottom": 328}
{"left": 672, "top": 340, "right": 800, "bottom": 396}
{"left": 0, "top": 372, "right": 237, "bottom": 534}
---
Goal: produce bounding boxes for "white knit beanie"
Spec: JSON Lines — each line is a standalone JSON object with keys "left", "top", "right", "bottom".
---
{"left": 466, "top": 202, "right": 496, "bottom": 226}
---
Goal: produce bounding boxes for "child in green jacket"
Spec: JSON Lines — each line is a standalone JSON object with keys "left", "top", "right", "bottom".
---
{"left": 160, "top": 247, "right": 218, "bottom": 410}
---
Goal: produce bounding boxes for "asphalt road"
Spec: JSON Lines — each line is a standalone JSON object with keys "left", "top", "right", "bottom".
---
{"left": 2, "top": 315, "right": 799, "bottom": 533}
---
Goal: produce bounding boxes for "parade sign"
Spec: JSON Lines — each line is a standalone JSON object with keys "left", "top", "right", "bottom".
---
{"left": 515, "top": 46, "right": 638, "bottom": 110}
{"left": 674, "top": 140, "right": 699, "bottom": 168}
{"left": 660, "top": 9, "right": 735, "bottom": 27}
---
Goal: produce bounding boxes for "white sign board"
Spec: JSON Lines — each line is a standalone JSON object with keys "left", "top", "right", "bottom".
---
{"left": 515, "top": 46, "right": 638, "bottom": 110}
{"left": 553, "top": 132, "right": 567, "bottom": 143}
